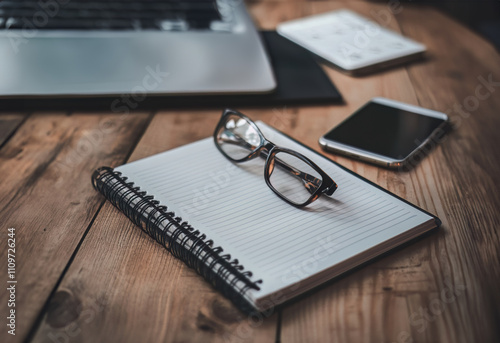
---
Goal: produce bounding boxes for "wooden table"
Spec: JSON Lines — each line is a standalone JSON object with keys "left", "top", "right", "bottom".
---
{"left": 1, "top": 1, "right": 499, "bottom": 342}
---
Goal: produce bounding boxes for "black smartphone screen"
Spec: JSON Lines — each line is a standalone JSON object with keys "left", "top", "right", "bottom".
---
{"left": 323, "top": 101, "right": 447, "bottom": 160}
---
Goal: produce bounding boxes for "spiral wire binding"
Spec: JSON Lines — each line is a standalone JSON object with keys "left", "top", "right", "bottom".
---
{"left": 92, "top": 167, "right": 262, "bottom": 313}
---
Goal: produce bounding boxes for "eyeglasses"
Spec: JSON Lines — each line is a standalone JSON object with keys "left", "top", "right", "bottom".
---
{"left": 213, "top": 109, "right": 338, "bottom": 207}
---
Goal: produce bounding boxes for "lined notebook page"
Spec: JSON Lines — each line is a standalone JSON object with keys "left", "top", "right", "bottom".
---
{"left": 116, "top": 123, "right": 433, "bottom": 299}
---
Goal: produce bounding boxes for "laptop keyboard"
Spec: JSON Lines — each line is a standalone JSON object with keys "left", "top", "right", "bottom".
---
{"left": 0, "top": 0, "right": 225, "bottom": 31}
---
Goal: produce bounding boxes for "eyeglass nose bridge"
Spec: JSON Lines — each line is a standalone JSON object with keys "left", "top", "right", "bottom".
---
{"left": 244, "top": 141, "right": 275, "bottom": 162}
{"left": 262, "top": 141, "right": 276, "bottom": 152}
{"left": 259, "top": 141, "right": 278, "bottom": 161}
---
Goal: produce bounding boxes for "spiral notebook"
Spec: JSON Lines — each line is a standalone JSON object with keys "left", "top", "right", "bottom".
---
{"left": 92, "top": 122, "right": 440, "bottom": 313}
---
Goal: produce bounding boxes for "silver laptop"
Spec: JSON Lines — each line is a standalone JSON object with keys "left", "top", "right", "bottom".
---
{"left": 0, "top": 0, "right": 276, "bottom": 97}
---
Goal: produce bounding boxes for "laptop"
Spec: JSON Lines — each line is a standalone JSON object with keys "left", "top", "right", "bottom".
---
{"left": 0, "top": 0, "right": 276, "bottom": 97}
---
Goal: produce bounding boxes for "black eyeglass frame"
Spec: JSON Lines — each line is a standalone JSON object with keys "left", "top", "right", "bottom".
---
{"left": 213, "top": 108, "right": 338, "bottom": 207}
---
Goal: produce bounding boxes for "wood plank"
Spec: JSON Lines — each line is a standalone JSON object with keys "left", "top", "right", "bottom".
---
{"left": 270, "top": 2, "right": 500, "bottom": 343}
{"left": 0, "top": 114, "right": 28, "bottom": 148}
{"left": 32, "top": 111, "right": 278, "bottom": 343}
{"left": 24, "top": 1, "right": 500, "bottom": 343}
{"left": 0, "top": 112, "right": 151, "bottom": 342}
{"left": 398, "top": 6, "right": 500, "bottom": 342}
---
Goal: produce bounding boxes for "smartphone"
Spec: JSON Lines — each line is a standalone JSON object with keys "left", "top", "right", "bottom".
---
{"left": 319, "top": 97, "right": 449, "bottom": 168}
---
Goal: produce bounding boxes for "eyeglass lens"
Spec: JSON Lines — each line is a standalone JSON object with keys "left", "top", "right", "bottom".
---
{"left": 268, "top": 151, "right": 323, "bottom": 205}
{"left": 216, "top": 113, "right": 263, "bottom": 160}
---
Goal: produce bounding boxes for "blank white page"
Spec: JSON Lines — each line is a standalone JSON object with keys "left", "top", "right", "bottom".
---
{"left": 116, "top": 122, "right": 433, "bottom": 300}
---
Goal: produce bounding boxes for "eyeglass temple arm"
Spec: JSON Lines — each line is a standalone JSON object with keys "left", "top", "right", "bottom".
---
{"left": 220, "top": 133, "right": 323, "bottom": 195}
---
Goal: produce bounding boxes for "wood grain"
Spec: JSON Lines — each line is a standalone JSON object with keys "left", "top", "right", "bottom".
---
{"left": 399, "top": 6, "right": 500, "bottom": 341}
{"left": 1, "top": 1, "right": 498, "bottom": 343}
{"left": 32, "top": 111, "right": 278, "bottom": 343}
{"left": 0, "top": 114, "right": 27, "bottom": 147}
{"left": 0, "top": 112, "right": 151, "bottom": 342}
{"left": 271, "top": 2, "right": 500, "bottom": 343}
